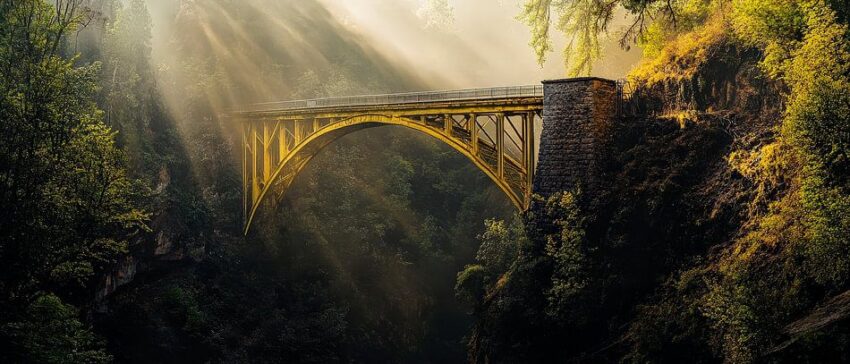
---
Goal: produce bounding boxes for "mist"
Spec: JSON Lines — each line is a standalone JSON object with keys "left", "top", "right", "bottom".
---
{"left": 320, "top": 0, "right": 641, "bottom": 87}
{"left": 145, "top": 0, "right": 641, "bottom": 105}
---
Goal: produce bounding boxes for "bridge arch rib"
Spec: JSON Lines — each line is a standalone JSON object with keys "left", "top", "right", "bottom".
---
{"left": 236, "top": 93, "right": 543, "bottom": 235}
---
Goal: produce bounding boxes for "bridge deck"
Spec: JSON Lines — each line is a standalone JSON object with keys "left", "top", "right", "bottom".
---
{"left": 236, "top": 85, "right": 543, "bottom": 233}
{"left": 239, "top": 85, "right": 543, "bottom": 114}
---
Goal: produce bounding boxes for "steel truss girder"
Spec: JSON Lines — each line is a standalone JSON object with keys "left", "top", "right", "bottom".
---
{"left": 237, "top": 99, "right": 542, "bottom": 235}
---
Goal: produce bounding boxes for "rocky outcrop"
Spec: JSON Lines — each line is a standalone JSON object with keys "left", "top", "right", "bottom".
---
{"left": 96, "top": 256, "right": 137, "bottom": 300}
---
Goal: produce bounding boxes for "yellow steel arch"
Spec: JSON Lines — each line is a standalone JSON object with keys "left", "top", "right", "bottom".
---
{"left": 237, "top": 97, "right": 542, "bottom": 235}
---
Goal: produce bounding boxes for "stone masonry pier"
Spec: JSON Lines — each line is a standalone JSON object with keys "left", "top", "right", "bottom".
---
{"left": 533, "top": 77, "right": 618, "bottom": 200}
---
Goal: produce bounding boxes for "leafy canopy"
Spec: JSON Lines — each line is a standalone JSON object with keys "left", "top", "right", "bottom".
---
{"left": 0, "top": 0, "right": 146, "bottom": 361}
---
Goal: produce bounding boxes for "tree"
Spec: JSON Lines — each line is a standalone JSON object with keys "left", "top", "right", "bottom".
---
{"left": 518, "top": 0, "right": 679, "bottom": 76}
{"left": 0, "top": 0, "right": 146, "bottom": 360}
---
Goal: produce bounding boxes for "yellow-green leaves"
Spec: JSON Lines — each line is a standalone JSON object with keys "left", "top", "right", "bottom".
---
{"left": 731, "top": 0, "right": 805, "bottom": 49}
{"left": 518, "top": 0, "right": 610, "bottom": 76}
{"left": 557, "top": 0, "right": 607, "bottom": 77}
{"left": 518, "top": 0, "right": 554, "bottom": 67}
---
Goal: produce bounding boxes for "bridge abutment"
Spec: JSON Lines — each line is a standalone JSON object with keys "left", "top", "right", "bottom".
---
{"left": 533, "top": 77, "right": 618, "bottom": 201}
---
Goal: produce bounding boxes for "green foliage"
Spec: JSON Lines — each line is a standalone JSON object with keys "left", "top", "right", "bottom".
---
{"left": 542, "top": 192, "right": 591, "bottom": 319}
{"left": 162, "top": 286, "right": 207, "bottom": 335}
{"left": 3, "top": 294, "right": 111, "bottom": 363}
{"left": 97, "top": 248, "right": 351, "bottom": 363}
{"left": 465, "top": 109, "right": 754, "bottom": 362}
{"left": 555, "top": 0, "right": 612, "bottom": 76}
{"left": 800, "top": 178, "right": 850, "bottom": 286}
{"left": 782, "top": 3, "right": 850, "bottom": 184}
{"left": 518, "top": 0, "right": 615, "bottom": 76}
{"left": 625, "top": 1, "right": 850, "bottom": 361}
{"left": 455, "top": 217, "right": 526, "bottom": 310}
{"left": 518, "top": 0, "right": 555, "bottom": 66}
{"left": 475, "top": 218, "right": 524, "bottom": 279}
{"left": 630, "top": 6, "right": 727, "bottom": 84}
{"left": 0, "top": 0, "right": 146, "bottom": 360}
{"left": 730, "top": 0, "right": 806, "bottom": 79}
{"left": 456, "top": 191, "right": 608, "bottom": 362}
{"left": 517, "top": 0, "right": 709, "bottom": 76}
{"left": 455, "top": 264, "right": 486, "bottom": 307}
{"left": 102, "top": 0, "right": 152, "bottom": 146}
{"left": 731, "top": 0, "right": 804, "bottom": 49}
{"left": 709, "top": 2, "right": 850, "bottom": 346}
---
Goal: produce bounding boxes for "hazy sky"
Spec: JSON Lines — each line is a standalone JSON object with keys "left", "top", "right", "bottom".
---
{"left": 318, "top": 0, "right": 641, "bottom": 88}
{"left": 145, "top": 0, "right": 641, "bottom": 95}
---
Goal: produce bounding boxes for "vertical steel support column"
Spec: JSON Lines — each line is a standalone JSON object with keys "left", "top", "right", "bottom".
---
{"left": 279, "top": 121, "right": 287, "bottom": 160}
{"left": 263, "top": 121, "right": 271, "bottom": 183}
{"left": 251, "top": 123, "right": 259, "bottom": 202}
{"left": 496, "top": 114, "right": 505, "bottom": 178}
{"left": 242, "top": 120, "right": 248, "bottom": 225}
{"left": 470, "top": 113, "right": 478, "bottom": 155}
{"left": 524, "top": 112, "right": 535, "bottom": 207}
{"left": 294, "top": 119, "right": 303, "bottom": 146}
{"left": 444, "top": 114, "right": 451, "bottom": 135}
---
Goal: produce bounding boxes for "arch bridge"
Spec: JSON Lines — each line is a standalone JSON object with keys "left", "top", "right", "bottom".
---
{"left": 234, "top": 78, "right": 620, "bottom": 235}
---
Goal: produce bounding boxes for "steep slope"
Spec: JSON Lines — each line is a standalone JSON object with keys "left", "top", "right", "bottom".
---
{"left": 457, "top": 1, "right": 850, "bottom": 362}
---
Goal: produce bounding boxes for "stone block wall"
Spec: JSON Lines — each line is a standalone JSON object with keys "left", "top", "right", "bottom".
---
{"left": 532, "top": 77, "right": 618, "bottom": 200}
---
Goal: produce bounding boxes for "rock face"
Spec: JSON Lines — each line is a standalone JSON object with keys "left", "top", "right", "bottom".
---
{"left": 533, "top": 78, "right": 618, "bottom": 199}
{"left": 97, "top": 256, "right": 137, "bottom": 301}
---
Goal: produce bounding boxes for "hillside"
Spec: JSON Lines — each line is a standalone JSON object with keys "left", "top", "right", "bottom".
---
{"left": 457, "top": 0, "right": 850, "bottom": 362}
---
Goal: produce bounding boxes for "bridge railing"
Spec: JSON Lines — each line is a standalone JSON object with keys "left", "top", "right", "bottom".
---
{"left": 245, "top": 85, "right": 544, "bottom": 112}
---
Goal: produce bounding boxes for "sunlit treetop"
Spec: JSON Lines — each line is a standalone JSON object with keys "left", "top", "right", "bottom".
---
{"left": 517, "top": 0, "right": 681, "bottom": 76}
